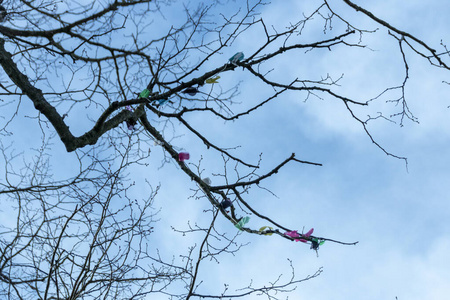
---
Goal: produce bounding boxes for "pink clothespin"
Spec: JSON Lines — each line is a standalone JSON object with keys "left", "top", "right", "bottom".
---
{"left": 298, "top": 228, "right": 314, "bottom": 243}
{"left": 284, "top": 230, "right": 301, "bottom": 242}
{"left": 178, "top": 152, "right": 190, "bottom": 161}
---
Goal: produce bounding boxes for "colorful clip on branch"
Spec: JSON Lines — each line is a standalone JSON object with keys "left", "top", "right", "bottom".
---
{"left": 304, "top": 228, "right": 314, "bottom": 237}
{"left": 284, "top": 228, "right": 325, "bottom": 251}
{"left": 298, "top": 228, "right": 314, "bottom": 243}
{"left": 284, "top": 230, "right": 301, "bottom": 242}
{"left": 202, "top": 177, "right": 211, "bottom": 185}
{"left": 182, "top": 87, "right": 199, "bottom": 96}
{"left": 285, "top": 228, "right": 315, "bottom": 242}
{"left": 235, "top": 216, "right": 250, "bottom": 231}
{"left": 124, "top": 106, "right": 136, "bottom": 130}
{"left": 139, "top": 89, "right": 150, "bottom": 98}
{"left": 259, "top": 226, "right": 273, "bottom": 236}
{"left": 229, "top": 52, "right": 244, "bottom": 65}
{"left": 220, "top": 198, "right": 232, "bottom": 209}
{"left": 157, "top": 98, "right": 168, "bottom": 105}
{"left": 205, "top": 76, "right": 220, "bottom": 84}
{"left": 178, "top": 152, "right": 190, "bottom": 161}
{"left": 310, "top": 238, "right": 325, "bottom": 250}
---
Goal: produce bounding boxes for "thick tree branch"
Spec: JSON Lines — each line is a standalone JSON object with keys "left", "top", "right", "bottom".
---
{"left": 0, "top": 38, "right": 147, "bottom": 151}
{"left": 210, "top": 153, "right": 321, "bottom": 191}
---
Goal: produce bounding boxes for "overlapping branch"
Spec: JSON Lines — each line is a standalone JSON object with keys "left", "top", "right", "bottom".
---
{"left": 0, "top": 0, "right": 448, "bottom": 298}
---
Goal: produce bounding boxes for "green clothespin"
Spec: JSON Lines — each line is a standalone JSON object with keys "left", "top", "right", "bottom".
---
{"left": 235, "top": 216, "right": 250, "bottom": 231}
{"left": 258, "top": 226, "right": 273, "bottom": 236}
{"left": 139, "top": 89, "right": 150, "bottom": 98}
{"left": 205, "top": 76, "right": 220, "bottom": 84}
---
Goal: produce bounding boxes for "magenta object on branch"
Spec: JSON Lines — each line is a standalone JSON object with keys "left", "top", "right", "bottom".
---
{"left": 284, "top": 230, "right": 298, "bottom": 238}
{"left": 298, "top": 228, "right": 314, "bottom": 243}
{"left": 284, "top": 230, "right": 301, "bottom": 242}
{"left": 178, "top": 152, "right": 190, "bottom": 161}
{"left": 303, "top": 228, "right": 314, "bottom": 237}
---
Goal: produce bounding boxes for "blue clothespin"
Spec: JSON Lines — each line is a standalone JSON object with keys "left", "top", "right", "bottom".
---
{"left": 157, "top": 98, "right": 169, "bottom": 105}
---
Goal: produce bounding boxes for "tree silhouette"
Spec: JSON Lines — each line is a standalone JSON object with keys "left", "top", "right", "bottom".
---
{"left": 0, "top": 0, "right": 448, "bottom": 299}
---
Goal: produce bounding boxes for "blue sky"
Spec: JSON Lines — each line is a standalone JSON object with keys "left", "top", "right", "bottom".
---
{"left": 1, "top": 0, "right": 450, "bottom": 299}
{"left": 150, "top": 1, "right": 450, "bottom": 299}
